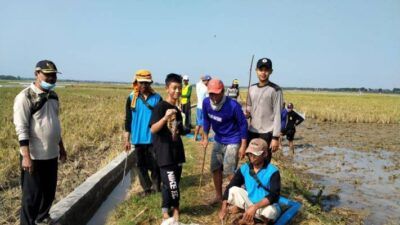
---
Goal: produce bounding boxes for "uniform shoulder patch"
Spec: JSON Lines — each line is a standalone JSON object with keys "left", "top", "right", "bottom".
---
{"left": 267, "top": 82, "right": 281, "bottom": 91}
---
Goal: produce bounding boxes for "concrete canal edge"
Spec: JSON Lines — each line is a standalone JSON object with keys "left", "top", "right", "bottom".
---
{"left": 50, "top": 150, "right": 135, "bottom": 225}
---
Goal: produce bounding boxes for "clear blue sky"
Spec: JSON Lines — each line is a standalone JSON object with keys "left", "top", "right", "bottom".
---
{"left": 1, "top": 0, "right": 399, "bottom": 89}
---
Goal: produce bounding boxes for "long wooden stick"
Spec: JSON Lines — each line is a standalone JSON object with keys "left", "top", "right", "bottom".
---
{"left": 132, "top": 207, "right": 148, "bottom": 222}
{"left": 198, "top": 145, "right": 207, "bottom": 191}
{"left": 245, "top": 55, "right": 255, "bottom": 108}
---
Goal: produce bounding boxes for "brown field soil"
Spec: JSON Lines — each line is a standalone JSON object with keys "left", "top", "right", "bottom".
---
{"left": 297, "top": 120, "right": 400, "bottom": 152}
{"left": 284, "top": 120, "right": 400, "bottom": 224}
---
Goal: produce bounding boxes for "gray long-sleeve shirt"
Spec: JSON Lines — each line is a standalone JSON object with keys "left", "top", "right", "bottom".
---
{"left": 246, "top": 82, "right": 283, "bottom": 137}
{"left": 13, "top": 83, "right": 61, "bottom": 159}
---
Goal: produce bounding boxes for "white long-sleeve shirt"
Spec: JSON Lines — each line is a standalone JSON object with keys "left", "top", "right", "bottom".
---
{"left": 13, "top": 83, "right": 61, "bottom": 159}
{"left": 196, "top": 81, "right": 208, "bottom": 109}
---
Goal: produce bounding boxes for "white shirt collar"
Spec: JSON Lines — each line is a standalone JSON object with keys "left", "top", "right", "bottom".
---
{"left": 30, "top": 82, "right": 46, "bottom": 94}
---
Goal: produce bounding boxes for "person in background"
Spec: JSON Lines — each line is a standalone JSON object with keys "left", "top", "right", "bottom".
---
{"left": 279, "top": 102, "right": 288, "bottom": 150}
{"left": 193, "top": 75, "right": 211, "bottom": 141}
{"left": 181, "top": 75, "right": 192, "bottom": 131}
{"left": 281, "top": 103, "right": 304, "bottom": 154}
{"left": 124, "top": 69, "right": 162, "bottom": 195}
{"left": 225, "top": 79, "right": 241, "bottom": 102}
{"left": 13, "top": 60, "right": 67, "bottom": 225}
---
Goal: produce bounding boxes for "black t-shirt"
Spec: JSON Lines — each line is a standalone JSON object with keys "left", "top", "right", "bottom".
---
{"left": 286, "top": 110, "right": 304, "bottom": 130}
{"left": 149, "top": 100, "right": 186, "bottom": 167}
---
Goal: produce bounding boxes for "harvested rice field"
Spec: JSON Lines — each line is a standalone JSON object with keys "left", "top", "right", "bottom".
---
{"left": 1, "top": 84, "right": 399, "bottom": 224}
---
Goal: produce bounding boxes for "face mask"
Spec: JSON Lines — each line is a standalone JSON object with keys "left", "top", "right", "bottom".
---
{"left": 210, "top": 95, "right": 226, "bottom": 111}
{"left": 40, "top": 80, "right": 56, "bottom": 90}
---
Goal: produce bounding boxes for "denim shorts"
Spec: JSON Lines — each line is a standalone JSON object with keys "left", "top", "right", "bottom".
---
{"left": 196, "top": 108, "right": 203, "bottom": 126}
{"left": 210, "top": 142, "right": 240, "bottom": 175}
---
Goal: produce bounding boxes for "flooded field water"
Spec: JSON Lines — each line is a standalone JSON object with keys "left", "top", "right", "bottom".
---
{"left": 283, "top": 145, "right": 400, "bottom": 224}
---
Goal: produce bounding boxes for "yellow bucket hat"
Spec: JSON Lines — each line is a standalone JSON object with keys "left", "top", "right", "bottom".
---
{"left": 134, "top": 69, "right": 153, "bottom": 83}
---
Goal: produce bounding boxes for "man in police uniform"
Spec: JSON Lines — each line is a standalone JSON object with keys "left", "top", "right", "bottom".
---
{"left": 13, "top": 60, "right": 67, "bottom": 225}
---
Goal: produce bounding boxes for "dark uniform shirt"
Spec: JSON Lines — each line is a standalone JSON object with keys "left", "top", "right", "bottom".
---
{"left": 285, "top": 110, "right": 304, "bottom": 130}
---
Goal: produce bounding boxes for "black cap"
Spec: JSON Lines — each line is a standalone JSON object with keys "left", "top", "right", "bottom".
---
{"left": 35, "top": 60, "right": 61, "bottom": 74}
{"left": 256, "top": 58, "right": 272, "bottom": 70}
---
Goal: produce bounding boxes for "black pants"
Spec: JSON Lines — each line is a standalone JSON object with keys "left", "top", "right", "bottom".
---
{"left": 160, "top": 164, "right": 182, "bottom": 210}
{"left": 282, "top": 128, "right": 296, "bottom": 141}
{"left": 133, "top": 144, "right": 161, "bottom": 192}
{"left": 182, "top": 102, "right": 191, "bottom": 129}
{"left": 20, "top": 157, "right": 58, "bottom": 225}
{"left": 248, "top": 131, "right": 272, "bottom": 163}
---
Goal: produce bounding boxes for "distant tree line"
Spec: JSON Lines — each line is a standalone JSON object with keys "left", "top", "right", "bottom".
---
{"left": 0, "top": 75, "right": 25, "bottom": 80}
{"left": 283, "top": 87, "right": 400, "bottom": 94}
{"left": 2, "top": 74, "right": 398, "bottom": 94}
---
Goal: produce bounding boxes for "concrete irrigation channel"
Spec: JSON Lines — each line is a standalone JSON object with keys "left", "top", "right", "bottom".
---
{"left": 49, "top": 150, "right": 135, "bottom": 225}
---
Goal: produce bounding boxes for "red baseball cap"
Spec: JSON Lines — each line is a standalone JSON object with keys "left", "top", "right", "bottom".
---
{"left": 208, "top": 79, "right": 224, "bottom": 94}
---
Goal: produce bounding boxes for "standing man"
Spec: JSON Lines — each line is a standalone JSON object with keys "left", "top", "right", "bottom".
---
{"left": 202, "top": 79, "right": 248, "bottom": 205}
{"left": 124, "top": 69, "right": 162, "bottom": 195}
{"left": 246, "top": 57, "right": 283, "bottom": 156}
{"left": 282, "top": 103, "right": 304, "bottom": 154}
{"left": 279, "top": 102, "right": 288, "bottom": 150}
{"left": 181, "top": 75, "right": 192, "bottom": 131}
{"left": 193, "top": 75, "right": 211, "bottom": 141}
{"left": 13, "top": 60, "right": 67, "bottom": 225}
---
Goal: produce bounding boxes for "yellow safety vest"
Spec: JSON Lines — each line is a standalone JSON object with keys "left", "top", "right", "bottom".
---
{"left": 181, "top": 84, "right": 192, "bottom": 104}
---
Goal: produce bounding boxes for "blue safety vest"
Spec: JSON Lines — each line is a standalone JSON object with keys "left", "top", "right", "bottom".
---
{"left": 129, "top": 93, "right": 161, "bottom": 144}
{"left": 240, "top": 162, "right": 279, "bottom": 204}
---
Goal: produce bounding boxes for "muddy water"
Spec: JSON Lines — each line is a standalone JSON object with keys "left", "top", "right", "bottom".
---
{"left": 283, "top": 146, "right": 400, "bottom": 224}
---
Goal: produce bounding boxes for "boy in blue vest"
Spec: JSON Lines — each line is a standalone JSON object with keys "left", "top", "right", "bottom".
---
{"left": 124, "top": 69, "right": 162, "bottom": 195}
{"left": 218, "top": 138, "right": 281, "bottom": 224}
{"left": 202, "top": 79, "right": 248, "bottom": 205}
